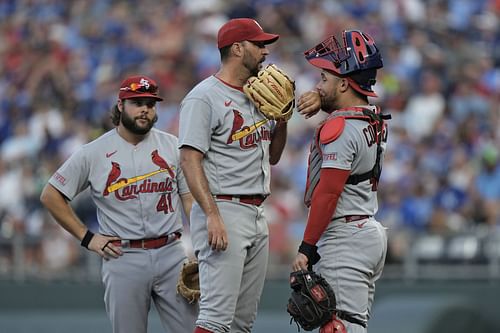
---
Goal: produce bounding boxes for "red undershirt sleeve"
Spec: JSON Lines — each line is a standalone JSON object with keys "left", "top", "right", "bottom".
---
{"left": 303, "top": 168, "right": 351, "bottom": 246}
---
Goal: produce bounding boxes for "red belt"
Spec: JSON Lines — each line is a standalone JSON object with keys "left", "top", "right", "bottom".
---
{"left": 215, "top": 194, "right": 267, "bottom": 206}
{"left": 110, "top": 232, "right": 181, "bottom": 249}
{"left": 335, "top": 215, "right": 371, "bottom": 223}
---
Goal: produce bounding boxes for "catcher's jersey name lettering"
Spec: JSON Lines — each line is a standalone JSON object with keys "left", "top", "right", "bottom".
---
{"left": 363, "top": 122, "right": 388, "bottom": 147}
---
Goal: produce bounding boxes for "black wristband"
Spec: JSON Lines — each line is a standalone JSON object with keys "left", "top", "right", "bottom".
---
{"left": 298, "top": 241, "right": 321, "bottom": 269}
{"left": 80, "top": 230, "right": 94, "bottom": 249}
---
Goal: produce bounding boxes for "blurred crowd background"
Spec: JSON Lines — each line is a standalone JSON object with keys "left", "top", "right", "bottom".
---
{"left": 0, "top": 0, "right": 499, "bottom": 281}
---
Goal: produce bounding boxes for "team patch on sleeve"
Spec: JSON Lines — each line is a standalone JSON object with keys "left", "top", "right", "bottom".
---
{"left": 53, "top": 172, "right": 67, "bottom": 186}
{"left": 319, "top": 117, "right": 345, "bottom": 144}
{"left": 323, "top": 153, "right": 337, "bottom": 161}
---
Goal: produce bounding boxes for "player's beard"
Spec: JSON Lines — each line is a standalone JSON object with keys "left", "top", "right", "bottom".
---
{"left": 320, "top": 91, "right": 338, "bottom": 113}
{"left": 120, "top": 108, "right": 157, "bottom": 135}
{"left": 243, "top": 50, "right": 263, "bottom": 77}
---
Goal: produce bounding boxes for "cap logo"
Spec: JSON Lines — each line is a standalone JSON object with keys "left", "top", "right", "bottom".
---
{"left": 252, "top": 20, "right": 263, "bottom": 30}
{"left": 140, "top": 78, "right": 150, "bottom": 90}
{"left": 118, "top": 75, "right": 163, "bottom": 101}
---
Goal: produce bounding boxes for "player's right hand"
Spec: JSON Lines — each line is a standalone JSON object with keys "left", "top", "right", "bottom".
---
{"left": 206, "top": 214, "right": 228, "bottom": 251}
{"left": 297, "top": 90, "right": 321, "bottom": 119}
{"left": 88, "top": 233, "right": 123, "bottom": 260}
{"left": 292, "top": 252, "right": 309, "bottom": 272}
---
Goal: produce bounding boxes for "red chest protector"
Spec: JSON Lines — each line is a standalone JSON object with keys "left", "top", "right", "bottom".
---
{"left": 303, "top": 106, "right": 390, "bottom": 207}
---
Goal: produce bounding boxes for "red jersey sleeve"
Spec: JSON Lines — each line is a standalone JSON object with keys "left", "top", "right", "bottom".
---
{"left": 303, "top": 168, "right": 350, "bottom": 245}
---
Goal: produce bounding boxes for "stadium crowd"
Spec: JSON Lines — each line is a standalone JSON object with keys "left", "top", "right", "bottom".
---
{"left": 0, "top": 0, "right": 499, "bottom": 278}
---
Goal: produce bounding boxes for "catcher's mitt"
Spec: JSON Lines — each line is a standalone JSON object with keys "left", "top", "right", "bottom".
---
{"left": 243, "top": 64, "right": 295, "bottom": 121}
{"left": 287, "top": 270, "right": 336, "bottom": 331}
{"left": 176, "top": 260, "right": 200, "bottom": 304}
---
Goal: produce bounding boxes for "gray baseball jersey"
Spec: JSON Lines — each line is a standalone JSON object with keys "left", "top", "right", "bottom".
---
{"left": 49, "top": 127, "right": 197, "bottom": 333}
{"left": 178, "top": 75, "right": 273, "bottom": 196}
{"left": 49, "top": 128, "right": 188, "bottom": 239}
{"left": 178, "top": 75, "right": 275, "bottom": 332}
{"left": 321, "top": 108, "right": 385, "bottom": 217}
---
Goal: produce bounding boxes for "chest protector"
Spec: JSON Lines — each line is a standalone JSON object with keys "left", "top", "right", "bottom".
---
{"left": 304, "top": 106, "right": 391, "bottom": 207}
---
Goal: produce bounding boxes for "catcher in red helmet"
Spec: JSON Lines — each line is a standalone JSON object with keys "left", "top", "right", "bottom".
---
{"left": 290, "top": 29, "right": 389, "bottom": 333}
{"left": 298, "top": 29, "right": 383, "bottom": 117}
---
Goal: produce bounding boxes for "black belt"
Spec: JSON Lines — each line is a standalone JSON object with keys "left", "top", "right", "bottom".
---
{"left": 335, "top": 310, "right": 367, "bottom": 328}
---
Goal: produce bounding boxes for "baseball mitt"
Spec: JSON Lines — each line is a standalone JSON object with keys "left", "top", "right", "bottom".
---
{"left": 287, "top": 270, "right": 336, "bottom": 331}
{"left": 176, "top": 259, "right": 200, "bottom": 304}
{"left": 243, "top": 64, "right": 295, "bottom": 121}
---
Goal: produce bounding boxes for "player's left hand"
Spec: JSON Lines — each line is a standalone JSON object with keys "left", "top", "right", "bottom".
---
{"left": 298, "top": 90, "right": 321, "bottom": 119}
{"left": 292, "top": 252, "right": 309, "bottom": 272}
{"left": 88, "top": 233, "right": 123, "bottom": 260}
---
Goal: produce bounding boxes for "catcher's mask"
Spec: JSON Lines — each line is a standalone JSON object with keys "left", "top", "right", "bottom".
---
{"left": 304, "top": 30, "right": 383, "bottom": 97}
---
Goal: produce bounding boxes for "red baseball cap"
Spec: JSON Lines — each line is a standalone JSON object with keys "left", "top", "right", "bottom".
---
{"left": 118, "top": 75, "right": 163, "bottom": 101}
{"left": 217, "top": 18, "right": 279, "bottom": 49}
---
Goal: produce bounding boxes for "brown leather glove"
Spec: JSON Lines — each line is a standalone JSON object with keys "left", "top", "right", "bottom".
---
{"left": 176, "top": 260, "right": 200, "bottom": 304}
{"left": 243, "top": 64, "right": 295, "bottom": 121}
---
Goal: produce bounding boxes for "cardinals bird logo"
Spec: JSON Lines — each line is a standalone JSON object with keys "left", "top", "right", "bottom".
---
{"left": 103, "top": 162, "right": 121, "bottom": 196}
{"left": 227, "top": 110, "right": 245, "bottom": 144}
{"left": 151, "top": 149, "right": 175, "bottom": 178}
{"left": 227, "top": 109, "right": 270, "bottom": 144}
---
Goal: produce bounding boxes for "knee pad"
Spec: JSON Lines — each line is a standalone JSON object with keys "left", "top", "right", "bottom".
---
{"left": 320, "top": 315, "right": 347, "bottom": 333}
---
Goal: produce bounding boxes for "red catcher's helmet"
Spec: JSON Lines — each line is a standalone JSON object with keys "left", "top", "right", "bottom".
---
{"left": 304, "top": 30, "right": 383, "bottom": 97}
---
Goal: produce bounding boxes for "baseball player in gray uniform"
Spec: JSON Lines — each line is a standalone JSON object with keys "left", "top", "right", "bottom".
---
{"left": 178, "top": 18, "right": 288, "bottom": 333}
{"left": 40, "top": 75, "right": 198, "bottom": 333}
{"left": 292, "top": 30, "right": 390, "bottom": 333}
